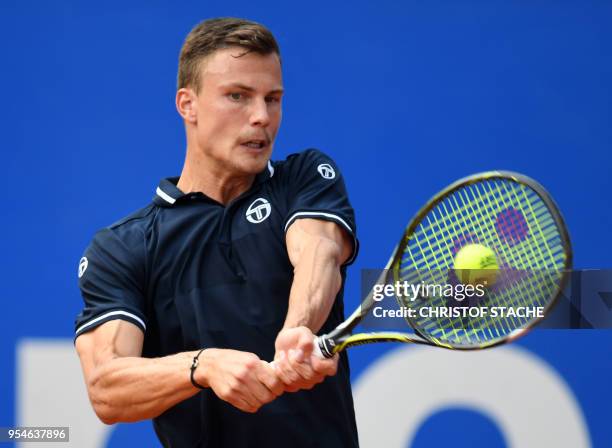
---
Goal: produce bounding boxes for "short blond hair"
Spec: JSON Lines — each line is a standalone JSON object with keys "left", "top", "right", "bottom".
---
{"left": 177, "top": 17, "right": 280, "bottom": 92}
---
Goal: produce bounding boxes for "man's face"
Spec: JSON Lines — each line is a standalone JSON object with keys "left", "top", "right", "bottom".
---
{"left": 190, "top": 47, "right": 283, "bottom": 176}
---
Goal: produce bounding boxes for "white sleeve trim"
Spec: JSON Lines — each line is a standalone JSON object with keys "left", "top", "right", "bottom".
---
{"left": 284, "top": 211, "right": 353, "bottom": 234}
{"left": 75, "top": 310, "right": 146, "bottom": 335}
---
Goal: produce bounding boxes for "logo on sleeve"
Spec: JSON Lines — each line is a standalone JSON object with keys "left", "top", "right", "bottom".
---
{"left": 78, "top": 257, "right": 88, "bottom": 278}
{"left": 317, "top": 163, "right": 336, "bottom": 179}
{"left": 246, "top": 198, "right": 272, "bottom": 224}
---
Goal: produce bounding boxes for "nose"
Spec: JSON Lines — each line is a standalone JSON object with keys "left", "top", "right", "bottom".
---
{"left": 249, "top": 98, "right": 271, "bottom": 127}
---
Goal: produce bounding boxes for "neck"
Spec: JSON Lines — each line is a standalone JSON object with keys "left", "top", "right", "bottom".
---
{"left": 177, "top": 150, "right": 255, "bottom": 205}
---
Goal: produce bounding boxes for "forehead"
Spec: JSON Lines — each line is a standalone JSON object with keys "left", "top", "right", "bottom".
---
{"left": 199, "top": 47, "right": 282, "bottom": 90}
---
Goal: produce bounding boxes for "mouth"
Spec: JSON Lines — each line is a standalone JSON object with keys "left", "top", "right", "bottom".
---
{"left": 240, "top": 139, "right": 269, "bottom": 151}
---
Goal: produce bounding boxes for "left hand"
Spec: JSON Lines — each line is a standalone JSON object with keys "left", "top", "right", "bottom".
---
{"left": 273, "top": 326, "right": 339, "bottom": 392}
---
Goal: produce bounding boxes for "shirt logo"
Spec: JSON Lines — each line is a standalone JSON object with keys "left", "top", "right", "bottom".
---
{"left": 317, "top": 163, "right": 336, "bottom": 179}
{"left": 246, "top": 198, "right": 272, "bottom": 224}
{"left": 78, "top": 257, "right": 88, "bottom": 278}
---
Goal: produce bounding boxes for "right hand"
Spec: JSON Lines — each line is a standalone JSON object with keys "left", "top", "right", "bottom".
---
{"left": 273, "top": 326, "right": 338, "bottom": 392}
{"left": 195, "top": 348, "right": 283, "bottom": 413}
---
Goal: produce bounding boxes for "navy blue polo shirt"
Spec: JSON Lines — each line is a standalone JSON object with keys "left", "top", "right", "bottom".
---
{"left": 75, "top": 149, "right": 359, "bottom": 448}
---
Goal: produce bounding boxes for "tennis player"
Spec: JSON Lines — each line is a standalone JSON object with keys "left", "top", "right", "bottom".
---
{"left": 74, "top": 17, "right": 359, "bottom": 447}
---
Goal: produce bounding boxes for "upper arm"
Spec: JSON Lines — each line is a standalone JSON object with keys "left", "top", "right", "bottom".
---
{"left": 74, "top": 226, "right": 148, "bottom": 384}
{"left": 285, "top": 218, "right": 353, "bottom": 268}
{"left": 75, "top": 319, "right": 144, "bottom": 386}
{"left": 282, "top": 149, "right": 359, "bottom": 266}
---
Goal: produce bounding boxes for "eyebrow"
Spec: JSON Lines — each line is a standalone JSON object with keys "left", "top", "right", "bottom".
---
{"left": 223, "top": 82, "right": 284, "bottom": 95}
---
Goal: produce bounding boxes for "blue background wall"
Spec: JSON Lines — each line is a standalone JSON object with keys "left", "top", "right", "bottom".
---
{"left": 1, "top": 1, "right": 610, "bottom": 446}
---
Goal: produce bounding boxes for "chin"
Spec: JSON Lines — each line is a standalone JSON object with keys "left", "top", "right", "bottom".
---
{"left": 234, "top": 148, "right": 272, "bottom": 174}
{"left": 230, "top": 157, "right": 267, "bottom": 176}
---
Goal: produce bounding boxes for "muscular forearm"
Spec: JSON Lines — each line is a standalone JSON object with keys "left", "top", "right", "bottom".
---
{"left": 283, "top": 236, "right": 343, "bottom": 332}
{"left": 274, "top": 219, "right": 351, "bottom": 391}
{"left": 88, "top": 350, "right": 200, "bottom": 424}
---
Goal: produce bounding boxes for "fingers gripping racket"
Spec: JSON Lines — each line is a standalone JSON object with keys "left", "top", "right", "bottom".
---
{"left": 313, "top": 171, "right": 572, "bottom": 358}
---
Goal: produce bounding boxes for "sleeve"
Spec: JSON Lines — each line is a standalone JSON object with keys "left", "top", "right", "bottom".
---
{"left": 74, "top": 226, "right": 148, "bottom": 339}
{"left": 283, "top": 149, "right": 359, "bottom": 265}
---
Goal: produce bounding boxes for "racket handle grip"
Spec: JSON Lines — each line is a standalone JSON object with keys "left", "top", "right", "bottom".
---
{"left": 313, "top": 335, "right": 335, "bottom": 359}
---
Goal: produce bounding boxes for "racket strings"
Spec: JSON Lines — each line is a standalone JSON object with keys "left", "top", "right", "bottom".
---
{"left": 403, "top": 183, "right": 561, "bottom": 275}
{"left": 402, "top": 181, "right": 562, "bottom": 272}
{"left": 452, "top": 184, "right": 552, "bottom": 337}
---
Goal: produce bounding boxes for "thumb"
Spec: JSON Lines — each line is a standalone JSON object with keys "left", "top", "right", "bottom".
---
{"left": 295, "top": 327, "right": 315, "bottom": 355}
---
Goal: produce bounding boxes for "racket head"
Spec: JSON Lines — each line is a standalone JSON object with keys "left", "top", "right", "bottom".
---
{"left": 388, "top": 171, "right": 572, "bottom": 350}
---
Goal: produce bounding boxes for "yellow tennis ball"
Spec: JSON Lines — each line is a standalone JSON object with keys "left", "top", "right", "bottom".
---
{"left": 454, "top": 244, "right": 499, "bottom": 287}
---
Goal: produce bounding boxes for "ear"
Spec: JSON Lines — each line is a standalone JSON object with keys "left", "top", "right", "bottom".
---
{"left": 176, "top": 88, "right": 197, "bottom": 123}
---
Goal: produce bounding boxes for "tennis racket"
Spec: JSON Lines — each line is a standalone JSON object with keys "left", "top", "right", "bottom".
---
{"left": 313, "top": 171, "right": 572, "bottom": 358}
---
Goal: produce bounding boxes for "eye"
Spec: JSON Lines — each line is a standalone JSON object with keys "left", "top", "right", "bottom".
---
{"left": 265, "top": 96, "right": 281, "bottom": 104}
{"left": 228, "top": 92, "right": 243, "bottom": 101}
